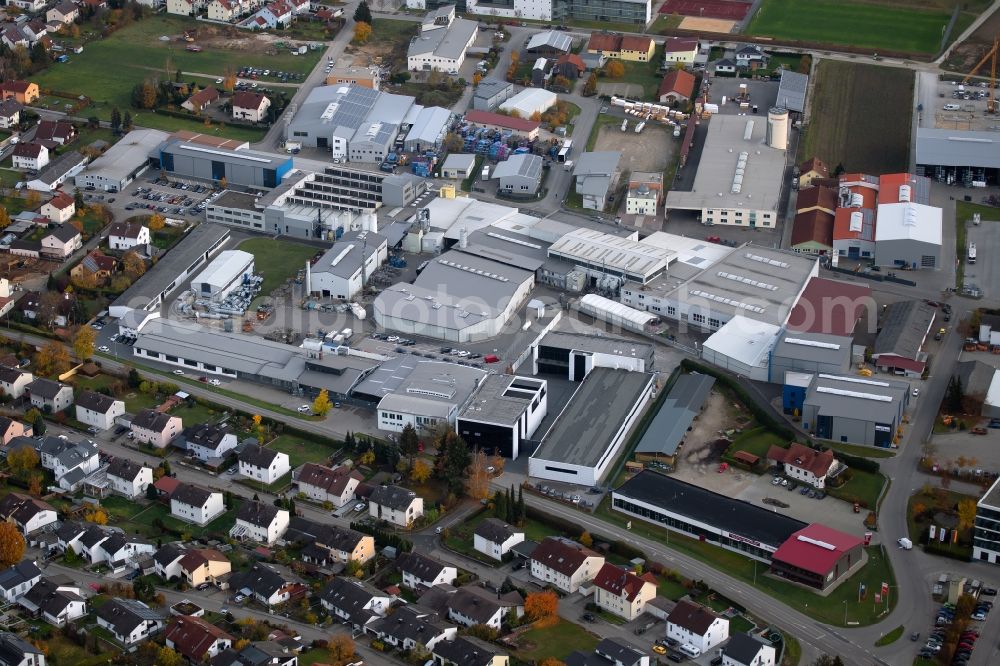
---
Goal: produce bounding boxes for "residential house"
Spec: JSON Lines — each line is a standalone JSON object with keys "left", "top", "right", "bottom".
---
{"left": 37, "top": 437, "right": 98, "bottom": 491}
{"left": 130, "top": 408, "right": 182, "bottom": 448}
{"left": 320, "top": 577, "right": 393, "bottom": 630}
{"left": 153, "top": 543, "right": 187, "bottom": 581}
{"left": 0, "top": 366, "right": 33, "bottom": 400}
{"left": 97, "top": 532, "right": 155, "bottom": 571}
{"left": 0, "top": 417, "right": 30, "bottom": 446}
{"left": 572, "top": 150, "right": 621, "bottom": 211}
{"left": 170, "top": 483, "right": 225, "bottom": 526}
{"left": 21, "top": 20, "right": 49, "bottom": 45}
{"left": 230, "top": 563, "right": 306, "bottom": 608}
{"left": 713, "top": 58, "right": 737, "bottom": 75}
{"left": 19, "top": 578, "right": 87, "bottom": 627}
{"left": 0, "top": 26, "right": 29, "bottom": 51}
{"left": 657, "top": 69, "right": 695, "bottom": 105}
{"left": 12, "top": 143, "right": 49, "bottom": 171}
{"left": 790, "top": 210, "right": 835, "bottom": 255}
{"left": 166, "top": 0, "right": 206, "bottom": 16}
{"left": 766, "top": 443, "right": 838, "bottom": 489}
{"left": 34, "top": 121, "right": 76, "bottom": 146}
{"left": 0, "top": 561, "right": 42, "bottom": 603}
{"left": 6, "top": 0, "right": 46, "bottom": 13}
{"left": 231, "top": 92, "right": 271, "bottom": 123}
{"left": 253, "top": 1, "right": 294, "bottom": 29}
{"left": 283, "top": 517, "right": 375, "bottom": 566}
{"left": 433, "top": 635, "right": 509, "bottom": 666}
{"left": 107, "top": 222, "right": 150, "bottom": 251}
{"left": 295, "top": 462, "right": 362, "bottom": 507}
{"left": 46, "top": 1, "right": 80, "bottom": 24}
{"left": 178, "top": 548, "right": 231, "bottom": 588}
{"left": 368, "top": 485, "right": 423, "bottom": 528}
{"left": 473, "top": 518, "right": 524, "bottom": 561}
{"left": 443, "top": 586, "right": 512, "bottom": 630}
{"left": 97, "top": 599, "right": 166, "bottom": 646}
{"left": 211, "top": 641, "right": 298, "bottom": 666}
{"left": 208, "top": 0, "right": 241, "bottom": 21}
{"left": 0, "top": 632, "right": 46, "bottom": 666}
{"left": 106, "top": 458, "right": 154, "bottom": 498}
{"left": 662, "top": 37, "right": 699, "bottom": 65}
{"left": 592, "top": 563, "right": 656, "bottom": 621}
{"left": 25, "top": 379, "right": 72, "bottom": 412}
{"left": 0, "top": 493, "right": 56, "bottom": 535}
{"left": 0, "top": 81, "right": 39, "bottom": 105}
{"left": 40, "top": 224, "right": 82, "bottom": 259}
{"left": 184, "top": 424, "right": 238, "bottom": 462}
{"left": 366, "top": 604, "right": 456, "bottom": 652}
{"left": 165, "top": 615, "right": 234, "bottom": 662}
{"left": 0, "top": 99, "right": 21, "bottom": 129}
{"left": 666, "top": 600, "right": 730, "bottom": 654}
{"left": 70, "top": 250, "right": 118, "bottom": 285}
{"left": 530, "top": 537, "right": 605, "bottom": 594}
{"left": 230, "top": 500, "right": 289, "bottom": 545}
{"left": 625, "top": 171, "right": 663, "bottom": 216}
{"left": 20, "top": 292, "right": 78, "bottom": 328}
{"left": 398, "top": 552, "right": 457, "bottom": 591}
{"left": 735, "top": 45, "right": 769, "bottom": 70}
{"left": 40, "top": 192, "right": 75, "bottom": 223}
{"left": 56, "top": 522, "right": 106, "bottom": 561}
{"left": 181, "top": 86, "right": 220, "bottom": 113}
{"left": 553, "top": 54, "right": 585, "bottom": 80}
{"left": 722, "top": 633, "right": 776, "bottom": 666}
{"left": 585, "top": 33, "right": 654, "bottom": 62}
{"left": 74, "top": 390, "right": 125, "bottom": 431}
{"left": 798, "top": 157, "right": 829, "bottom": 189}
{"left": 237, "top": 443, "right": 290, "bottom": 486}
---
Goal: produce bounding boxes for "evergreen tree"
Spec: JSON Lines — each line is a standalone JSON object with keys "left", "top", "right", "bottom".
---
{"left": 946, "top": 375, "right": 965, "bottom": 413}
{"left": 353, "top": 0, "right": 372, "bottom": 25}
{"left": 517, "top": 486, "right": 525, "bottom": 524}
{"left": 110, "top": 107, "right": 122, "bottom": 135}
{"left": 123, "top": 111, "right": 134, "bottom": 132}
{"left": 399, "top": 423, "right": 420, "bottom": 466}
{"left": 32, "top": 413, "right": 45, "bottom": 436}
{"left": 495, "top": 490, "right": 507, "bottom": 520}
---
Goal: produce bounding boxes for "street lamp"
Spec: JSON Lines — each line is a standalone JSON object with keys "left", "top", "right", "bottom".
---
{"left": 843, "top": 600, "right": 848, "bottom": 625}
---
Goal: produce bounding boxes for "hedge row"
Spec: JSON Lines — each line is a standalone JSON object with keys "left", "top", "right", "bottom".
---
{"left": 833, "top": 450, "right": 881, "bottom": 474}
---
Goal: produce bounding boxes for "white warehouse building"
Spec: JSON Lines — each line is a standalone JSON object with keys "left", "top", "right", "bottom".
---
{"left": 307, "top": 230, "right": 389, "bottom": 301}
{"left": 499, "top": 89, "right": 558, "bottom": 119}
{"left": 190, "top": 250, "right": 255, "bottom": 301}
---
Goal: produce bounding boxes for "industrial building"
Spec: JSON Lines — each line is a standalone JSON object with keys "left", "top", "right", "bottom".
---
{"left": 776, "top": 69, "right": 808, "bottom": 113}
{"left": 665, "top": 112, "right": 788, "bottom": 227}
{"left": 472, "top": 78, "right": 515, "bottom": 111}
{"left": 769, "top": 524, "right": 865, "bottom": 592}
{"left": 786, "top": 277, "right": 872, "bottom": 338}
{"left": 74, "top": 128, "right": 169, "bottom": 192}
{"left": 572, "top": 151, "right": 622, "bottom": 211}
{"left": 286, "top": 84, "right": 451, "bottom": 163}
{"left": 873, "top": 201, "right": 942, "bottom": 270}
{"left": 465, "top": 0, "right": 649, "bottom": 24}
{"left": 973, "top": 476, "right": 1000, "bottom": 564}
{"left": 499, "top": 89, "right": 558, "bottom": 118}
{"left": 463, "top": 110, "right": 541, "bottom": 140}
{"left": 373, "top": 250, "right": 535, "bottom": 342}
{"left": 532, "top": 330, "right": 654, "bottom": 380}
{"left": 307, "top": 230, "right": 389, "bottom": 300}
{"left": 796, "top": 373, "right": 910, "bottom": 447}
{"left": 872, "top": 300, "right": 935, "bottom": 376}
{"left": 768, "top": 331, "right": 852, "bottom": 381}
{"left": 700, "top": 316, "right": 781, "bottom": 382}
{"left": 351, "top": 356, "right": 487, "bottom": 434}
{"left": 190, "top": 250, "right": 255, "bottom": 302}
{"left": 916, "top": 128, "right": 1000, "bottom": 187}
{"left": 632, "top": 372, "right": 715, "bottom": 463}
{"left": 529, "top": 368, "right": 654, "bottom": 486}
{"left": 407, "top": 6, "right": 478, "bottom": 72}
{"left": 548, "top": 227, "right": 674, "bottom": 287}
{"left": 612, "top": 470, "right": 807, "bottom": 562}
{"left": 831, "top": 173, "right": 879, "bottom": 260}
{"left": 441, "top": 153, "right": 477, "bottom": 180}
{"left": 492, "top": 153, "right": 543, "bottom": 198}
{"left": 110, "top": 224, "right": 231, "bottom": 318}
{"left": 156, "top": 140, "right": 293, "bottom": 189}
{"left": 456, "top": 374, "right": 548, "bottom": 459}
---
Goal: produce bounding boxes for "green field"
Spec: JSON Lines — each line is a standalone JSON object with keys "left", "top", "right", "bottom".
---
{"left": 238, "top": 237, "right": 318, "bottom": 297}
{"left": 33, "top": 16, "right": 321, "bottom": 140}
{"left": 514, "top": 620, "right": 599, "bottom": 662}
{"left": 747, "top": 0, "right": 951, "bottom": 54}
{"left": 268, "top": 433, "right": 337, "bottom": 468}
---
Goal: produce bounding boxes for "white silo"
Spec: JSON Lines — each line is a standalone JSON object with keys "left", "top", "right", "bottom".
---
{"left": 766, "top": 107, "right": 789, "bottom": 150}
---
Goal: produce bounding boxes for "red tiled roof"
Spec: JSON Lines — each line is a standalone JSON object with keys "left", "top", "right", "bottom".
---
{"left": 165, "top": 615, "right": 233, "bottom": 661}
{"left": 154, "top": 476, "right": 180, "bottom": 497}
{"left": 658, "top": 70, "right": 695, "bottom": 100}
{"left": 179, "top": 548, "right": 229, "bottom": 573}
{"left": 790, "top": 210, "right": 834, "bottom": 249}
{"left": 530, "top": 537, "right": 600, "bottom": 576}
{"left": 620, "top": 35, "right": 653, "bottom": 53}
{"left": 13, "top": 142, "right": 43, "bottom": 158}
{"left": 771, "top": 524, "right": 864, "bottom": 577}
{"left": 795, "top": 186, "right": 837, "bottom": 213}
{"left": 297, "top": 462, "right": 361, "bottom": 496}
{"left": 556, "top": 54, "right": 585, "bottom": 72}
{"left": 587, "top": 33, "right": 620, "bottom": 52}
{"left": 877, "top": 173, "right": 924, "bottom": 204}
{"left": 46, "top": 192, "right": 74, "bottom": 210}
{"left": 186, "top": 86, "right": 220, "bottom": 108}
{"left": 662, "top": 36, "right": 699, "bottom": 53}
{"left": 2, "top": 81, "right": 32, "bottom": 94}
{"left": 232, "top": 91, "right": 267, "bottom": 110}
{"left": 464, "top": 110, "right": 540, "bottom": 133}
{"left": 667, "top": 600, "right": 718, "bottom": 635}
{"left": 799, "top": 157, "right": 828, "bottom": 177}
{"left": 832, "top": 207, "right": 874, "bottom": 242}
{"left": 592, "top": 563, "right": 652, "bottom": 601}
{"left": 766, "top": 443, "right": 834, "bottom": 478}
{"left": 873, "top": 354, "right": 925, "bottom": 373}
{"left": 787, "top": 277, "right": 872, "bottom": 336}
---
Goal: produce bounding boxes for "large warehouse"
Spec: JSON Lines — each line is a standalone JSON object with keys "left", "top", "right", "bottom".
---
{"left": 873, "top": 201, "right": 942, "bottom": 270}
{"left": 373, "top": 251, "right": 535, "bottom": 342}
{"left": 75, "top": 128, "right": 169, "bottom": 192}
{"left": 190, "top": 250, "right": 255, "bottom": 301}
{"left": 456, "top": 374, "right": 548, "bottom": 459}
{"left": 768, "top": 330, "right": 852, "bottom": 381}
{"left": 528, "top": 368, "right": 654, "bottom": 486}
{"left": 916, "top": 127, "right": 1000, "bottom": 186}
{"left": 547, "top": 228, "right": 676, "bottom": 286}
{"left": 307, "top": 230, "right": 388, "bottom": 301}
{"left": 799, "top": 373, "right": 910, "bottom": 447}
{"left": 157, "top": 140, "right": 293, "bottom": 188}
{"left": 532, "top": 330, "right": 654, "bottom": 380}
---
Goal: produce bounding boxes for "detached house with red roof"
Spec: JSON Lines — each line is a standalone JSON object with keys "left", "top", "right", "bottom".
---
{"left": 12, "top": 142, "right": 48, "bottom": 171}
{"left": 657, "top": 69, "right": 695, "bottom": 105}
{"left": 586, "top": 33, "right": 655, "bottom": 62}
{"left": 231, "top": 91, "right": 271, "bottom": 123}
{"left": 294, "top": 462, "right": 362, "bottom": 507}
{"left": 592, "top": 563, "right": 656, "bottom": 621}
{"left": 41, "top": 192, "right": 75, "bottom": 223}
{"left": 165, "top": 615, "right": 234, "bottom": 662}
{"left": 766, "top": 443, "right": 838, "bottom": 489}
{"left": 662, "top": 36, "right": 699, "bottom": 65}
{"left": 798, "top": 157, "right": 829, "bottom": 188}
{"left": 0, "top": 81, "right": 38, "bottom": 105}
{"left": 182, "top": 86, "right": 220, "bottom": 113}
{"left": 530, "top": 537, "right": 604, "bottom": 593}
{"left": 666, "top": 600, "right": 729, "bottom": 655}
{"left": 770, "top": 523, "right": 865, "bottom": 592}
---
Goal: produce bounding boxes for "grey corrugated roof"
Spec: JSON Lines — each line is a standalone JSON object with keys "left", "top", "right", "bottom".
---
{"left": 573, "top": 151, "right": 621, "bottom": 177}
{"left": 312, "top": 230, "right": 387, "bottom": 280}
{"left": 78, "top": 128, "right": 168, "bottom": 183}
{"left": 804, "top": 374, "right": 909, "bottom": 422}
{"left": 634, "top": 373, "right": 715, "bottom": 456}
{"left": 474, "top": 78, "right": 512, "bottom": 100}
{"left": 527, "top": 30, "right": 573, "bottom": 53}
{"left": 777, "top": 69, "right": 808, "bottom": 112}
{"left": 442, "top": 153, "right": 476, "bottom": 172}
{"left": 916, "top": 128, "right": 1000, "bottom": 169}
{"left": 772, "top": 331, "right": 852, "bottom": 366}
{"left": 492, "top": 154, "right": 542, "bottom": 182}
{"left": 873, "top": 300, "right": 935, "bottom": 359}
{"left": 408, "top": 17, "right": 477, "bottom": 61}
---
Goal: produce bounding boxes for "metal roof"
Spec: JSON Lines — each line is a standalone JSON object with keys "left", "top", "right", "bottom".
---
{"left": 549, "top": 228, "right": 674, "bottom": 281}
{"left": 459, "top": 374, "right": 546, "bottom": 426}
{"left": 634, "top": 373, "right": 715, "bottom": 456}
{"left": 492, "top": 153, "right": 543, "bottom": 182}
{"left": 404, "top": 106, "right": 451, "bottom": 146}
{"left": 777, "top": 69, "right": 808, "bottom": 112}
{"left": 441, "top": 153, "right": 477, "bottom": 172}
{"left": 772, "top": 330, "right": 852, "bottom": 365}
{"left": 192, "top": 250, "right": 254, "bottom": 290}
{"left": 874, "top": 202, "right": 942, "bottom": 245}
{"left": 703, "top": 316, "right": 781, "bottom": 369}
{"left": 916, "top": 127, "right": 1000, "bottom": 169}
{"left": 526, "top": 30, "right": 573, "bottom": 52}
{"left": 312, "top": 230, "right": 387, "bottom": 279}
{"left": 407, "top": 16, "right": 477, "bottom": 61}
{"left": 354, "top": 355, "right": 485, "bottom": 407}
{"left": 873, "top": 300, "right": 935, "bottom": 359}
{"left": 78, "top": 128, "right": 168, "bottom": 183}
{"left": 803, "top": 373, "right": 908, "bottom": 422}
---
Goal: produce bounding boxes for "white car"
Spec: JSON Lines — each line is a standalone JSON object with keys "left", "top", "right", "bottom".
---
{"left": 456, "top": 350, "right": 470, "bottom": 357}
{"left": 771, "top": 476, "right": 782, "bottom": 486}
{"left": 297, "top": 405, "right": 311, "bottom": 413}
{"left": 110, "top": 333, "right": 119, "bottom": 342}
{"left": 354, "top": 502, "right": 366, "bottom": 512}
{"left": 97, "top": 346, "right": 110, "bottom": 353}
{"left": 209, "top": 379, "right": 221, "bottom": 386}
{"left": 234, "top": 594, "right": 246, "bottom": 603}
{"left": 173, "top": 370, "right": 185, "bottom": 376}
{"left": 215, "top": 78, "right": 223, "bottom": 84}
{"left": 912, "top": 388, "right": 920, "bottom": 397}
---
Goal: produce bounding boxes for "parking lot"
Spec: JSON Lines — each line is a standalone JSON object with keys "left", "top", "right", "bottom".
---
{"left": 121, "top": 177, "right": 222, "bottom": 218}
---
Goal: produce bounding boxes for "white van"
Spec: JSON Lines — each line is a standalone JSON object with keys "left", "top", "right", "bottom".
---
{"left": 943, "top": 104, "right": 960, "bottom": 111}
{"left": 679, "top": 644, "right": 702, "bottom": 658}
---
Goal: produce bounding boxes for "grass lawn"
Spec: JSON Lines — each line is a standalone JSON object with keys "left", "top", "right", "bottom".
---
{"left": 657, "top": 578, "right": 688, "bottom": 601}
{"left": 825, "top": 441, "right": 896, "bottom": 459}
{"left": 46, "top": 632, "right": 115, "bottom": 665}
{"left": 368, "top": 18, "right": 418, "bottom": 50}
{"left": 298, "top": 648, "right": 339, "bottom": 666}
{"left": 827, "top": 468, "right": 886, "bottom": 510}
{"left": 150, "top": 225, "right": 187, "bottom": 251}
{"left": 34, "top": 15, "right": 319, "bottom": 140}
{"left": 444, "top": 509, "right": 557, "bottom": 561}
{"left": 102, "top": 495, "right": 150, "bottom": 520}
{"left": 782, "top": 634, "right": 801, "bottom": 666}
{"left": 239, "top": 471, "right": 292, "bottom": 494}
{"left": 731, "top": 614, "right": 755, "bottom": 633}
{"left": 514, "top": 619, "right": 599, "bottom": 662}
{"left": 906, "top": 488, "right": 976, "bottom": 558}
{"left": 123, "top": 390, "right": 160, "bottom": 414}
{"left": 76, "top": 206, "right": 109, "bottom": 238}
{"left": 595, "top": 498, "right": 896, "bottom": 626}
{"left": 725, "top": 426, "right": 786, "bottom": 461}
{"left": 268, "top": 433, "right": 337, "bottom": 468}
{"left": 957, "top": 201, "right": 1000, "bottom": 224}
{"left": 238, "top": 237, "right": 318, "bottom": 297}
{"left": 171, "top": 400, "right": 225, "bottom": 426}
{"left": 651, "top": 14, "right": 683, "bottom": 33}
{"left": 746, "top": 0, "right": 951, "bottom": 54}
{"left": 610, "top": 54, "right": 664, "bottom": 100}
{"left": 875, "top": 625, "right": 904, "bottom": 646}
{"left": 71, "top": 373, "right": 119, "bottom": 393}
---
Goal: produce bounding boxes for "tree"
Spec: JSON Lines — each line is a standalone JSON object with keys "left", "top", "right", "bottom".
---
{"left": 435, "top": 428, "right": 471, "bottom": 496}
{"left": 579, "top": 530, "right": 593, "bottom": 548}
{"left": 359, "top": 448, "right": 375, "bottom": 466}
{"left": 35, "top": 341, "right": 71, "bottom": 378}
{"left": 410, "top": 458, "right": 431, "bottom": 483}
{"left": 73, "top": 325, "right": 96, "bottom": 360}
{"left": 223, "top": 65, "right": 238, "bottom": 92}
{"left": 524, "top": 590, "right": 559, "bottom": 625}
{"left": 400, "top": 423, "right": 419, "bottom": 465}
{"left": 312, "top": 388, "right": 333, "bottom": 416}
{"left": 156, "top": 646, "right": 183, "bottom": 666}
{"left": 145, "top": 483, "right": 158, "bottom": 500}
{"left": 517, "top": 485, "right": 525, "bottom": 524}
{"left": 552, "top": 75, "right": 571, "bottom": 91}
{"left": 111, "top": 275, "right": 133, "bottom": 292}
{"left": 946, "top": 375, "right": 964, "bottom": 413}
{"left": 148, "top": 213, "right": 165, "bottom": 231}
{"left": 123, "top": 111, "right": 134, "bottom": 132}
{"left": 958, "top": 498, "right": 978, "bottom": 531}
{"left": 327, "top": 635, "right": 356, "bottom": 666}
{"left": 494, "top": 488, "right": 507, "bottom": 520}
{"left": 138, "top": 81, "right": 158, "bottom": 109}
{"left": 26, "top": 190, "right": 41, "bottom": 210}
{"left": 7, "top": 446, "right": 39, "bottom": 479}
{"left": 123, "top": 251, "right": 146, "bottom": 278}
{"left": 85, "top": 508, "right": 108, "bottom": 525}
{"left": 0, "top": 207, "right": 9, "bottom": 231}
{"left": 110, "top": 107, "right": 122, "bottom": 134}
{"left": 466, "top": 448, "right": 491, "bottom": 499}
{"left": 538, "top": 659, "right": 567, "bottom": 666}
{"left": 219, "top": 176, "right": 228, "bottom": 189}
{"left": 0, "top": 523, "right": 25, "bottom": 569}
{"left": 353, "top": 21, "right": 372, "bottom": 45}
{"left": 797, "top": 54, "right": 812, "bottom": 74}
{"left": 583, "top": 71, "right": 598, "bottom": 96}
{"left": 604, "top": 60, "right": 625, "bottom": 79}
{"left": 809, "top": 657, "right": 845, "bottom": 666}
{"left": 128, "top": 367, "right": 141, "bottom": 388}
{"left": 353, "top": 0, "right": 372, "bottom": 24}
{"left": 31, "top": 412, "right": 45, "bottom": 436}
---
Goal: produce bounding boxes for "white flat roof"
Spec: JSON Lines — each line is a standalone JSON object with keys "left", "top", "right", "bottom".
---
{"left": 640, "top": 232, "right": 731, "bottom": 270}
{"left": 703, "top": 315, "right": 781, "bottom": 368}
{"left": 987, "top": 370, "right": 1000, "bottom": 408}
{"left": 193, "top": 250, "right": 254, "bottom": 289}
{"left": 874, "top": 202, "right": 943, "bottom": 246}
{"left": 549, "top": 228, "right": 675, "bottom": 280}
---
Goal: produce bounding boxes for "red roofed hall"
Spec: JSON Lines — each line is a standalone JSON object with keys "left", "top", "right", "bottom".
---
{"left": 787, "top": 277, "right": 873, "bottom": 337}
{"left": 877, "top": 172, "right": 930, "bottom": 205}
{"left": 464, "top": 110, "right": 541, "bottom": 139}
{"left": 770, "top": 523, "right": 865, "bottom": 591}
{"left": 766, "top": 443, "right": 838, "bottom": 489}
{"left": 789, "top": 210, "right": 834, "bottom": 255}
{"left": 657, "top": 70, "right": 695, "bottom": 105}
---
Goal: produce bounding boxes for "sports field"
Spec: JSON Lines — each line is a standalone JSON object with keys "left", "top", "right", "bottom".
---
{"left": 34, "top": 16, "right": 321, "bottom": 140}
{"left": 746, "top": 0, "right": 952, "bottom": 54}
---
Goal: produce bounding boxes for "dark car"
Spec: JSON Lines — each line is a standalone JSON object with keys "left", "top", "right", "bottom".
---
{"left": 666, "top": 655, "right": 683, "bottom": 664}
{"left": 582, "top": 613, "right": 595, "bottom": 622}
{"left": 982, "top": 587, "right": 997, "bottom": 596}
{"left": 910, "top": 631, "right": 920, "bottom": 641}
